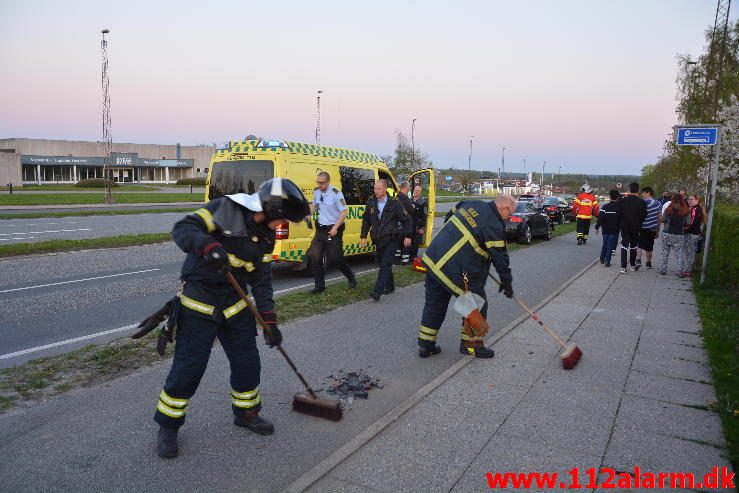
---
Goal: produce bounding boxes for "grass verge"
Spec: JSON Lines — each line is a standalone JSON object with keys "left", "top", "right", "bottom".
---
{"left": 0, "top": 266, "right": 424, "bottom": 414}
{"left": 9, "top": 184, "right": 161, "bottom": 191}
{"left": 0, "top": 193, "right": 203, "bottom": 206}
{"left": 0, "top": 208, "right": 194, "bottom": 220}
{"left": 0, "top": 233, "right": 172, "bottom": 258}
{"left": 694, "top": 279, "right": 739, "bottom": 470}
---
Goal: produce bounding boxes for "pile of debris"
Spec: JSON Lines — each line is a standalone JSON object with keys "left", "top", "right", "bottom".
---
{"left": 321, "top": 369, "right": 384, "bottom": 406}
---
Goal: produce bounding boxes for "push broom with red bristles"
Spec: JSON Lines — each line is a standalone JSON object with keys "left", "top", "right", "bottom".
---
{"left": 225, "top": 271, "right": 343, "bottom": 421}
{"left": 487, "top": 272, "right": 583, "bottom": 369}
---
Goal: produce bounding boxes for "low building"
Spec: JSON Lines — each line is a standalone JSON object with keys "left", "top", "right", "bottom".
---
{"left": 0, "top": 138, "right": 215, "bottom": 186}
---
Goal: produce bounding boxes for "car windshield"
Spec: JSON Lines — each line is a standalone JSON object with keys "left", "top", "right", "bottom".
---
{"left": 544, "top": 197, "right": 560, "bottom": 205}
{"left": 208, "top": 160, "right": 274, "bottom": 199}
{"left": 515, "top": 202, "right": 531, "bottom": 213}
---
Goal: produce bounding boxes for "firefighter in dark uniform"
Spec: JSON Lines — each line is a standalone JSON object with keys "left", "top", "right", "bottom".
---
{"left": 396, "top": 181, "right": 415, "bottom": 265}
{"left": 418, "top": 195, "right": 516, "bottom": 358}
{"left": 360, "top": 179, "right": 412, "bottom": 301}
{"left": 410, "top": 184, "right": 429, "bottom": 260}
{"left": 153, "top": 178, "right": 309, "bottom": 458}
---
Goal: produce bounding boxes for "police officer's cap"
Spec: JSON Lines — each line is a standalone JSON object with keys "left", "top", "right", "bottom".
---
{"left": 259, "top": 178, "right": 310, "bottom": 222}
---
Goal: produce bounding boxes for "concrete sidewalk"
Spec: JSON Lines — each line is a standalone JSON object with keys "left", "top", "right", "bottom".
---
{"left": 295, "top": 250, "right": 735, "bottom": 492}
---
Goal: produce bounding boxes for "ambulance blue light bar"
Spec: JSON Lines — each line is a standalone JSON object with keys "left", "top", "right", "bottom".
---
{"left": 256, "top": 139, "right": 288, "bottom": 149}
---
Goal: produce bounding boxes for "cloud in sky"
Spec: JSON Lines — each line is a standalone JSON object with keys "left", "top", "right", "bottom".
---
{"left": 0, "top": 0, "right": 733, "bottom": 174}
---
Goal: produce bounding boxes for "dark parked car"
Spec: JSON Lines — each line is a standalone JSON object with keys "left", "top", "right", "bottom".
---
{"left": 542, "top": 196, "right": 573, "bottom": 224}
{"left": 505, "top": 201, "right": 553, "bottom": 244}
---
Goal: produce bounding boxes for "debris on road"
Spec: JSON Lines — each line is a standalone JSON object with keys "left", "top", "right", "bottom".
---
{"left": 320, "top": 370, "right": 384, "bottom": 406}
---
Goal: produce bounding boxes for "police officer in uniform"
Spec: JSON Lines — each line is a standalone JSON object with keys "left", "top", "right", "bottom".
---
{"left": 153, "top": 178, "right": 309, "bottom": 458}
{"left": 418, "top": 195, "right": 515, "bottom": 359}
{"left": 309, "top": 171, "right": 356, "bottom": 293}
{"left": 360, "top": 179, "right": 412, "bottom": 301}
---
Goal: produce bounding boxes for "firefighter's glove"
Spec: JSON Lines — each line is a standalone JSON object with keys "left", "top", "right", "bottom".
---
{"left": 131, "top": 298, "right": 173, "bottom": 339}
{"left": 203, "top": 242, "right": 231, "bottom": 273}
{"left": 499, "top": 280, "right": 514, "bottom": 299}
{"left": 260, "top": 311, "right": 282, "bottom": 348}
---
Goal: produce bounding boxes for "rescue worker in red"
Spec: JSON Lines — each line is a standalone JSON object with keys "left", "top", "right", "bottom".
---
{"left": 572, "top": 184, "right": 599, "bottom": 245}
{"left": 151, "top": 178, "right": 309, "bottom": 458}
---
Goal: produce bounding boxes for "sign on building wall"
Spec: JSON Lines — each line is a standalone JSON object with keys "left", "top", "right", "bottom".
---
{"left": 22, "top": 155, "right": 194, "bottom": 168}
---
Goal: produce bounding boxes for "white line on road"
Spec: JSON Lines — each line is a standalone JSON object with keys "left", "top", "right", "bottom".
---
{"left": 0, "top": 237, "right": 35, "bottom": 241}
{"left": 0, "top": 267, "right": 379, "bottom": 361}
{"left": 0, "top": 228, "right": 92, "bottom": 236}
{"left": 0, "top": 268, "right": 161, "bottom": 294}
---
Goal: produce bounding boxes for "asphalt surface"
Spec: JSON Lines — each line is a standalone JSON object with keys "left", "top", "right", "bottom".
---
{"left": 0, "top": 245, "right": 380, "bottom": 367}
{"left": 0, "top": 202, "right": 457, "bottom": 243}
{"left": 0, "top": 230, "right": 600, "bottom": 492}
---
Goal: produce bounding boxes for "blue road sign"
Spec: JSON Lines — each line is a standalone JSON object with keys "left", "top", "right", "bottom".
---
{"left": 676, "top": 127, "right": 718, "bottom": 145}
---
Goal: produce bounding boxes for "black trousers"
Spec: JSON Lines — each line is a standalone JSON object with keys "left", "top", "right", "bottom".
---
{"left": 576, "top": 218, "right": 591, "bottom": 240}
{"left": 418, "top": 273, "right": 488, "bottom": 349}
{"left": 373, "top": 239, "right": 400, "bottom": 296}
{"left": 620, "top": 229, "right": 640, "bottom": 268}
{"left": 309, "top": 227, "right": 355, "bottom": 289}
{"left": 154, "top": 309, "right": 261, "bottom": 429}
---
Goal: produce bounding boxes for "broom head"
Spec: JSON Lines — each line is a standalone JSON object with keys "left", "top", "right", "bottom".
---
{"left": 560, "top": 344, "right": 583, "bottom": 370}
{"left": 293, "top": 392, "right": 343, "bottom": 422}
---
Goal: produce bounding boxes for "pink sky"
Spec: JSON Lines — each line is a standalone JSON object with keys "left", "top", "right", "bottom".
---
{"left": 1, "top": 0, "right": 733, "bottom": 174}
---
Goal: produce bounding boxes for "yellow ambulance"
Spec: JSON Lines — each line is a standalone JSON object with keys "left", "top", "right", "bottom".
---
{"left": 205, "top": 139, "right": 436, "bottom": 265}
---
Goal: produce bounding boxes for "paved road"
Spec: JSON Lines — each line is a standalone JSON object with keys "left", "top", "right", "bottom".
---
{"left": 0, "top": 202, "right": 458, "bottom": 243}
{"left": 0, "top": 231, "right": 600, "bottom": 492}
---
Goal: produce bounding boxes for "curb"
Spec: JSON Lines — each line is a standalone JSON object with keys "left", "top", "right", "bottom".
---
{"left": 285, "top": 256, "right": 600, "bottom": 493}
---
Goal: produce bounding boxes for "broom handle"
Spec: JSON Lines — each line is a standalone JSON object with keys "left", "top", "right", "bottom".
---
{"left": 225, "top": 271, "right": 318, "bottom": 399}
{"left": 487, "top": 272, "right": 568, "bottom": 350}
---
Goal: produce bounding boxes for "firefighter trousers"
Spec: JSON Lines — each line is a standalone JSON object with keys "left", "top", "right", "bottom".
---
{"left": 576, "top": 218, "right": 591, "bottom": 240}
{"left": 154, "top": 309, "right": 261, "bottom": 429}
{"left": 418, "top": 273, "right": 488, "bottom": 349}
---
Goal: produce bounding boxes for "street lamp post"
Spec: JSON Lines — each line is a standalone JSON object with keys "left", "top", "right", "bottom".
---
{"left": 411, "top": 118, "right": 417, "bottom": 171}
{"left": 315, "top": 90, "right": 323, "bottom": 144}
{"left": 541, "top": 161, "right": 546, "bottom": 192}
{"left": 468, "top": 136, "right": 473, "bottom": 194}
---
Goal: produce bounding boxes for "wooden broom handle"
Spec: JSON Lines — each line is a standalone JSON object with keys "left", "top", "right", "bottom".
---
{"left": 224, "top": 271, "right": 318, "bottom": 398}
{"left": 487, "top": 272, "right": 568, "bottom": 350}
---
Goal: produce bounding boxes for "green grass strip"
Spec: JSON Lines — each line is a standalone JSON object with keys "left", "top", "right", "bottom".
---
{"left": 0, "top": 193, "right": 203, "bottom": 206}
{"left": 694, "top": 279, "right": 739, "bottom": 471}
{"left": 0, "top": 208, "right": 194, "bottom": 220}
{"left": 0, "top": 233, "right": 172, "bottom": 258}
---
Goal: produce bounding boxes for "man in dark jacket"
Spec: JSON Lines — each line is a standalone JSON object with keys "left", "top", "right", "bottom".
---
{"left": 618, "top": 182, "right": 647, "bottom": 273}
{"left": 151, "top": 178, "right": 309, "bottom": 458}
{"left": 396, "top": 181, "right": 415, "bottom": 265}
{"left": 410, "top": 184, "right": 429, "bottom": 260}
{"left": 418, "top": 195, "right": 515, "bottom": 359}
{"left": 595, "top": 189, "right": 620, "bottom": 266}
{"left": 360, "top": 179, "right": 412, "bottom": 300}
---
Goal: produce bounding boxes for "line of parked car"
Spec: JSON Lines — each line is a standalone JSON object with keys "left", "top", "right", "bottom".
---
{"left": 503, "top": 194, "right": 576, "bottom": 245}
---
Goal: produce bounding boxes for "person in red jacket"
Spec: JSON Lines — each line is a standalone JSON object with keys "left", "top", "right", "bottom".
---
{"left": 572, "top": 184, "right": 599, "bottom": 245}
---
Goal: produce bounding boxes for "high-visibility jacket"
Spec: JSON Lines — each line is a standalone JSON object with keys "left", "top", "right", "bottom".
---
{"left": 573, "top": 192, "right": 599, "bottom": 220}
{"left": 172, "top": 197, "right": 276, "bottom": 321}
{"left": 422, "top": 201, "right": 512, "bottom": 297}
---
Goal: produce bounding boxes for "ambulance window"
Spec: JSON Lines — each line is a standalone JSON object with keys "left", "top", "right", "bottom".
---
{"left": 339, "top": 167, "right": 374, "bottom": 205}
{"left": 208, "top": 160, "right": 274, "bottom": 199}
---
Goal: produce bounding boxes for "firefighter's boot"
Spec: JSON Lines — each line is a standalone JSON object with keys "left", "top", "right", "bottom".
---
{"left": 157, "top": 426, "right": 179, "bottom": 459}
{"left": 235, "top": 414, "right": 275, "bottom": 435}
{"left": 460, "top": 341, "right": 495, "bottom": 359}
{"left": 418, "top": 340, "right": 442, "bottom": 358}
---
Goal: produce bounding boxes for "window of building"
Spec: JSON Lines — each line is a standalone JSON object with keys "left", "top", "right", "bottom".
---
{"left": 339, "top": 167, "right": 374, "bottom": 205}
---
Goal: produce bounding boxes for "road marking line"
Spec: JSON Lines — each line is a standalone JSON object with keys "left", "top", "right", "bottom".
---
{"left": 0, "top": 268, "right": 161, "bottom": 294}
{"left": 0, "top": 267, "right": 380, "bottom": 361}
{"left": 0, "top": 228, "right": 92, "bottom": 236}
{"left": 0, "top": 325, "right": 139, "bottom": 361}
{"left": 0, "top": 237, "right": 35, "bottom": 241}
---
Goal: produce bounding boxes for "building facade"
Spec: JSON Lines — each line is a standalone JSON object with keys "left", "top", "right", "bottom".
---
{"left": 0, "top": 138, "right": 215, "bottom": 186}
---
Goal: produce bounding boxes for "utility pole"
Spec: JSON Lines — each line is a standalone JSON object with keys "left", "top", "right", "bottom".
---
{"left": 468, "top": 136, "right": 473, "bottom": 194}
{"left": 523, "top": 155, "right": 527, "bottom": 178}
{"left": 100, "top": 29, "right": 114, "bottom": 204}
{"left": 499, "top": 146, "right": 505, "bottom": 181}
{"left": 558, "top": 165, "right": 563, "bottom": 191}
{"left": 315, "top": 90, "right": 323, "bottom": 144}
{"left": 541, "top": 161, "right": 546, "bottom": 191}
{"left": 411, "top": 118, "right": 417, "bottom": 171}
